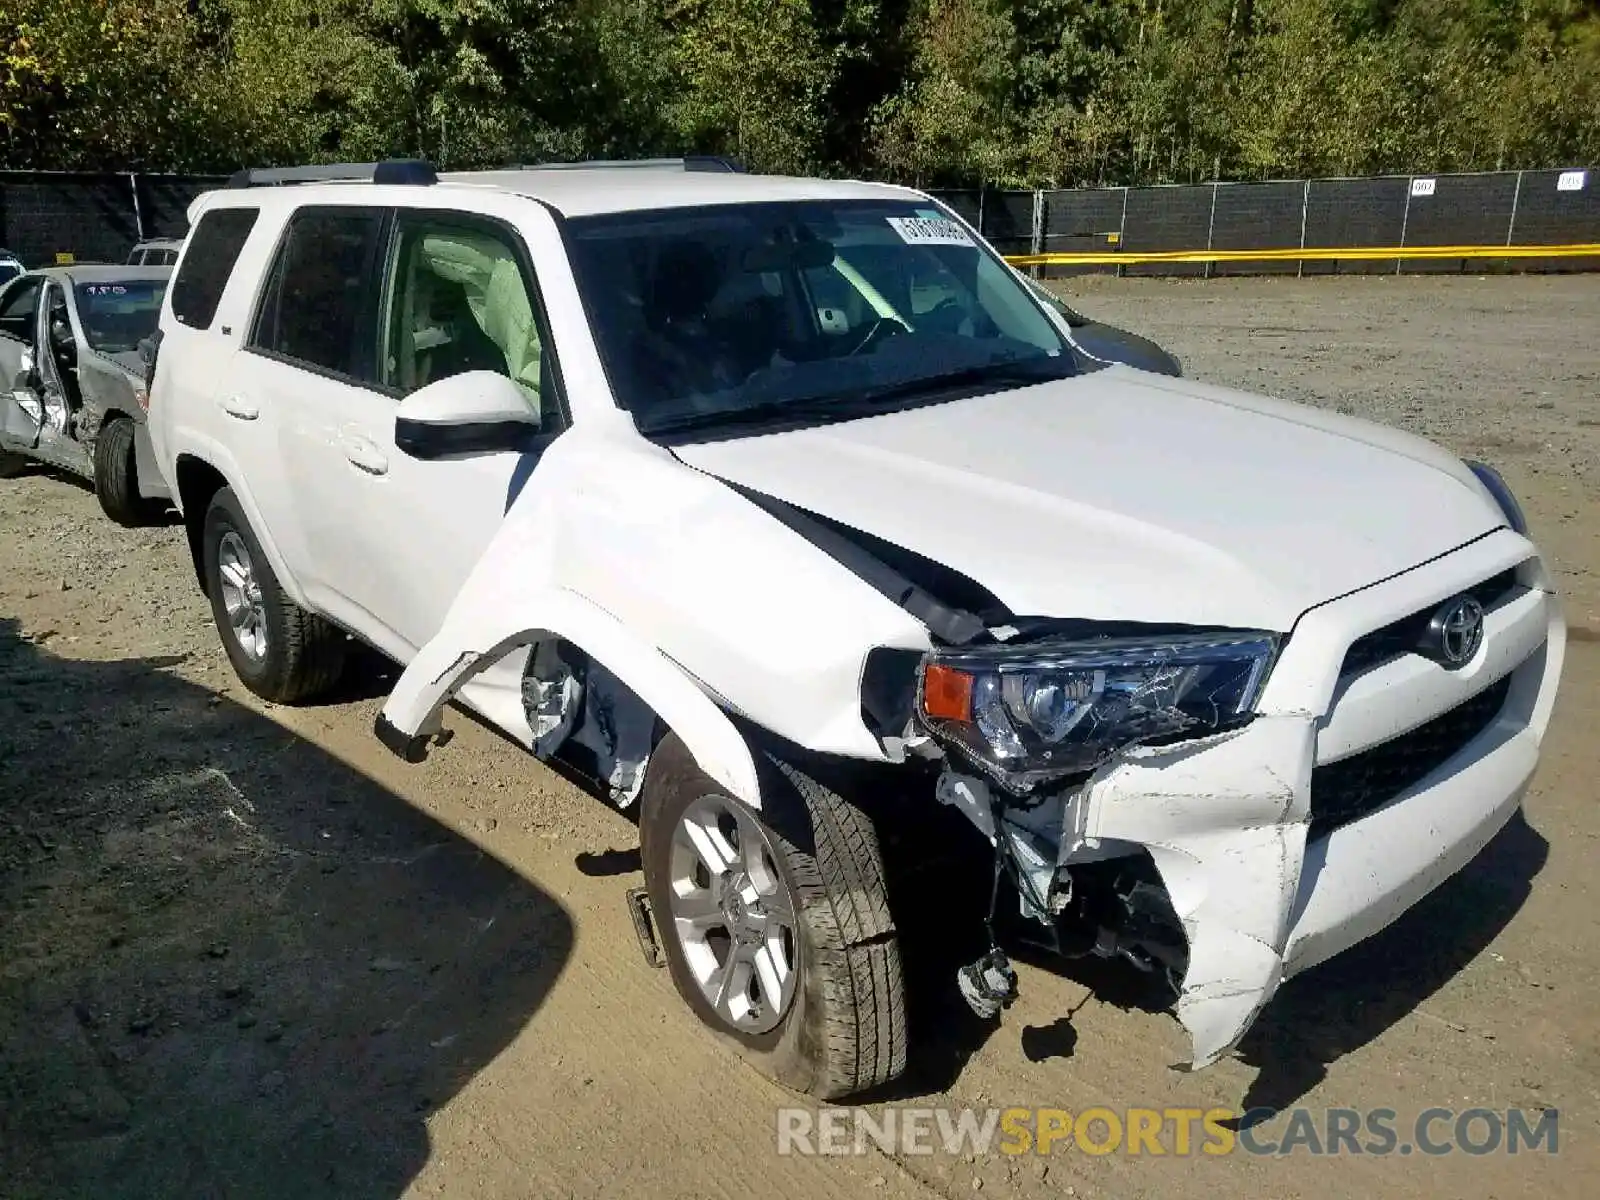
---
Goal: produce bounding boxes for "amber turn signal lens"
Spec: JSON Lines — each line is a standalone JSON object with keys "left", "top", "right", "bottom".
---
{"left": 922, "top": 663, "right": 974, "bottom": 722}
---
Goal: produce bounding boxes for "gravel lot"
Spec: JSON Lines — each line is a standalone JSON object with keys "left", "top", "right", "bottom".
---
{"left": 2, "top": 275, "right": 1597, "bottom": 1198}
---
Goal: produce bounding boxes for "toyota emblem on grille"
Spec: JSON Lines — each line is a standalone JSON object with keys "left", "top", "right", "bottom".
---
{"left": 1421, "top": 595, "right": 1485, "bottom": 668}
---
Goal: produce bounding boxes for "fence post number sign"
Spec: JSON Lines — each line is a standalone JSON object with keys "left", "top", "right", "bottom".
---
{"left": 1557, "top": 170, "right": 1587, "bottom": 192}
{"left": 1411, "top": 177, "right": 1437, "bottom": 197}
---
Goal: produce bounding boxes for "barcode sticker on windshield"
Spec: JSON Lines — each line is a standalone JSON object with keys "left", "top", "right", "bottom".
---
{"left": 887, "top": 216, "right": 975, "bottom": 247}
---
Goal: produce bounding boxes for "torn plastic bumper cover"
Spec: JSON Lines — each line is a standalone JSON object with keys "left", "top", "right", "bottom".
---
{"left": 1067, "top": 715, "right": 1315, "bottom": 1069}
{"left": 1056, "top": 642, "right": 1551, "bottom": 1069}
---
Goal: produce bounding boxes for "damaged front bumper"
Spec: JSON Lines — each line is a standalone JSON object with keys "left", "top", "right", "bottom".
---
{"left": 970, "top": 532, "right": 1564, "bottom": 1069}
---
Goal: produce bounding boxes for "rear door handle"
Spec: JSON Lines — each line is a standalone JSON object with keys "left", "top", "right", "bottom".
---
{"left": 217, "top": 395, "right": 258, "bottom": 421}
{"left": 342, "top": 435, "right": 389, "bottom": 476}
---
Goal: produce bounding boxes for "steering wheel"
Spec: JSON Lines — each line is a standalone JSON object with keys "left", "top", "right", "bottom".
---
{"left": 847, "top": 316, "right": 907, "bottom": 356}
{"left": 918, "top": 298, "right": 970, "bottom": 336}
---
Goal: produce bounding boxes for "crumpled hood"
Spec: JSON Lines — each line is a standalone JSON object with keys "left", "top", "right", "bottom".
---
{"left": 673, "top": 367, "right": 1502, "bottom": 632}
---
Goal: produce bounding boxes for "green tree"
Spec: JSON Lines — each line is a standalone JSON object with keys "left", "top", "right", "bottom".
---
{"left": 663, "top": 0, "right": 836, "bottom": 173}
{"left": 4, "top": 0, "right": 1596, "bottom": 184}
{"left": 2, "top": 0, "right": 240, "bottom": 169}
{"left": 872, "top": 0, "right": 1025, "bottom": 186}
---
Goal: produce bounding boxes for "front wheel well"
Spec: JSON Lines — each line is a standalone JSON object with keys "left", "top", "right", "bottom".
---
{"left": 517, "top": 635, "right": 901, "bottom": 819}
{"left": 174, "top": 455, "right": 229, "bottom": 594}
{"left": 520, "top": 637, "right": 667, "bottom": 807}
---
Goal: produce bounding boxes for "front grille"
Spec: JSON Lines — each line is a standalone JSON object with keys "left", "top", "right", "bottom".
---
{"left": 1308, "top": 675, "right": 1512, "bottom": 839}
{"left": 1340, "top": 568, "right": 1521, "bottom": 678}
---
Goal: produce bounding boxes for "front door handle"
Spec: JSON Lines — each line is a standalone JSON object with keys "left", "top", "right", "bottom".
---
{"left": 217, "top": 395, "right": 259, "bottom": 421}
{"left": 342, "top": 435, "right": 389, "bottom": 476}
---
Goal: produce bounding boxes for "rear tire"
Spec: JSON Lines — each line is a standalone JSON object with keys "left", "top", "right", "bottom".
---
{"left": 640, "top": 734, "right": 907, "bottom": 1099}
{"left": 201, "top": 485, "right": 346, "bottom": 704}
{"left": 92, "top": 416, "right": 165, "bottom": 526}
{"left": 0, "top": 451, "right": 27, "bottom": 478}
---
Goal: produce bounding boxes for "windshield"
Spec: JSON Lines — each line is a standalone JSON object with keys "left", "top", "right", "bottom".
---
{"left": 73, "top": 279, "right": 168, "bottom": 353}
{"left": 563, "top": 200, "right": 1074, "bottom": 435}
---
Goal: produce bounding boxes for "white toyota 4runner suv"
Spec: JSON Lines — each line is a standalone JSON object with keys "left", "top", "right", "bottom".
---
{"left": 147, "top": 158, "right": 1565, "bottom": 1100}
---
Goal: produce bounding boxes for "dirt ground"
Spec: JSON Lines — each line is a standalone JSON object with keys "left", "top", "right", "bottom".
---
{"left": 2, "top": 274, "right": 1598, "bottom": 1199}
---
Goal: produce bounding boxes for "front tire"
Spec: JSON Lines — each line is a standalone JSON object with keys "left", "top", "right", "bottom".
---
{"left": 201, "top": 486, "right": 346, "bottom": 703}
{"left": 93, "top": 416, "right": 165, "bottom": 526}
{"left": 640, "top": 734, "right": 907, "bottom": 1099}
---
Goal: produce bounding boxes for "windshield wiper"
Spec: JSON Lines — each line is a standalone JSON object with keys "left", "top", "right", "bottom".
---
{"left": 646, "top": 393, "right": 897, "bottom": 436}
{"left": 838, "top": 355, "right": 1074, "bottom": 408}
{"left": 644, "top": 356, "right": 1073, "bottom": 437}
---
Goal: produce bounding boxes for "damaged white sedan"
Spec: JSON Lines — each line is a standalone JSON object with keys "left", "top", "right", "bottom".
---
{"left": 148, "top": 158, "right": 1565, "bottom": 1100}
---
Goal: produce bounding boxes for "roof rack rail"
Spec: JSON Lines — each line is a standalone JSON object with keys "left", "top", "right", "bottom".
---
{"left": 226, "top": 159, "right": 438, "bottom": 188}
{"left": 501, "top": 156, "right": 746, "bottom": 174}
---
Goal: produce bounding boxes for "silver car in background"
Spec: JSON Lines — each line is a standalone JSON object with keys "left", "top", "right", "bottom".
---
{"left": 128, "top": 239, "right": 184, "bottom": 267}
{"left": 0, "top": 265, "right": 173, "bottom": 524}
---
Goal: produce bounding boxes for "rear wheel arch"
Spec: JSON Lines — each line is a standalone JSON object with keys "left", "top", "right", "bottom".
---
{"left": 175, "top": 454, "right": 229, "bottom": 593}
{"left": 199, "top": 483, "right": 346, "bottom": 704}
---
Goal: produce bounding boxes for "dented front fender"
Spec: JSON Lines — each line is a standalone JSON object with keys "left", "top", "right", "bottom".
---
{"left": 380, "top": 584, "right": 766, "bottom": 810}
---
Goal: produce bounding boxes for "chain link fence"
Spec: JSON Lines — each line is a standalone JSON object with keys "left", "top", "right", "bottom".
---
{"left": 931, "top": 167, "right": 1598, "bottom": 276}
{"left": 0, "top": 166, "right": 1594, "bottom": 275}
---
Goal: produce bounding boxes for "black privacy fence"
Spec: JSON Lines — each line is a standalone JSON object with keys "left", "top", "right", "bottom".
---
{"left": 1, "top": 166, "right": 1594, "bottom": 277}
{"left": 0, "top": 171, "right": 226, "bottom": 267}
{"left": 930, "top": 167, "right": 1599, "bottom": 276}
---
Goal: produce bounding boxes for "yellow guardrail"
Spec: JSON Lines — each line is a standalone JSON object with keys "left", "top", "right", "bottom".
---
{"left": 1004, "top": 242, "right": 1600, "bottom": 267}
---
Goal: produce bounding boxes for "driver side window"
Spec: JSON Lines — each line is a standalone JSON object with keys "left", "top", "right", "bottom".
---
{"left": 379, "top": 213, "right": 564, "bottom": 433}
{"left": 0, "top": 277, "right": 42, "bottom": 342}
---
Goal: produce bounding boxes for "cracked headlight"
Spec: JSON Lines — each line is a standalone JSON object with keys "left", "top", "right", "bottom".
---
{"left": 918, "top": 633, "right": 1278, "bottom": 790}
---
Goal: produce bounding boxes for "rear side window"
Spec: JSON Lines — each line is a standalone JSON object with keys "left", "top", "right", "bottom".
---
{"left": 250, "top": 207, "right": 385, "bottom": 381}
{"left": 171, "top": 208, "right": 259, "bottom": 329}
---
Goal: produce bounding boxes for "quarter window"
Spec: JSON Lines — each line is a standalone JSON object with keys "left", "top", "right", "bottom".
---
{"left": 171, "top": 208, "right": 259, "bottom": 329}
{"left": 251, "top": 207, "right": 385, "bottom": 381}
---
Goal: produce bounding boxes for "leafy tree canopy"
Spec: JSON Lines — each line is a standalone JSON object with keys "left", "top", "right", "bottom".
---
{"left": 3, "top": 0, "right": 1595, "bottom": 182}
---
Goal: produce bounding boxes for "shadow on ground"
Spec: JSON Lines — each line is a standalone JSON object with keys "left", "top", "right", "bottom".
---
{"left": 875, "top": 785, "right": 1547, "bottom": 1109}
{"left": 0, "top": 617, "right": 573, "bottom": 1199}
{"left": 0, "top": 459, "right": 180, "bottom": 523}
{"left": 1232, "top": 809, "right": 1547, "bottom": 1120}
